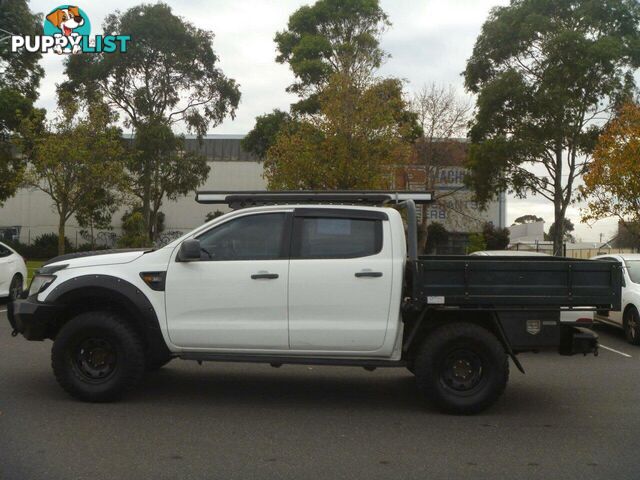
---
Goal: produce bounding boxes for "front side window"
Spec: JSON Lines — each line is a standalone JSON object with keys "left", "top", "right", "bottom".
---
{"left": 197, "top": 213, "right": 287, "bottom": 261}
{"left": 294, "top": 217, "right": 382, "bottom": 259}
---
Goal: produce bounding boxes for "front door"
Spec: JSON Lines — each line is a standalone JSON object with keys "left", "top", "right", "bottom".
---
{"left": 287, "top": 209, "right": 394, "bottom": 353}
{"left": 165, "top": 211, "right": 291, "bottom": 350}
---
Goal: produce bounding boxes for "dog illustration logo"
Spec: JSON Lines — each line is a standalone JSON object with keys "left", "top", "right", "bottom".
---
{"left": 46, "top": 6, "right": 84, "bottom": 37}
{"left": 43, "top": 5, "right": 91, "bottom": 54}
{"left": 10, "top": 5, "right": 129, "bottom": 55}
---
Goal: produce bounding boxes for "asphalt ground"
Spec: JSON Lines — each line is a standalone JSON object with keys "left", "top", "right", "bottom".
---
{"left": 1, "top": 304, "right": 639, "bottom": 480}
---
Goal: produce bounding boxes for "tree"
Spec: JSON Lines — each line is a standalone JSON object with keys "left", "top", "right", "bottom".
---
{"left": 0, "top": 0, "right": 44, "bottom": 204}
{"left": 482, "top": 222, "right": 510, "bottom": 250}
{"left": 264, "top": 75, "right": 415, "bottom": 189}
{"left": 20, "top": 101, "right": 126, "bottom": 255}
{"left": 63, "top": 3, "right": 240, "bottom": 239}
{"left": 467, "top": 233, "right": 487, "bottom": 254}
{"left": 411, "top": 83, "right": 471, "bottom": 251}
{"left": 425, "top": 222, "right": 448, "bottom": 254}
{"left": 545, "top": 219, "right": 575, "bottom": 243}
{"left": 580, "top": 102, "right": 640, "bottom": 242}
{"left": 274, "top": 0, "right": 390, "bottom": 114}
{"left": 513, "top": 214, "right": 544, "bottom": 225}
{"left": 241, "top": 109, "right": 293, "bottom": 160}
{"left": 76, "top": 187, "right": 119, "bottom": 249}
{"left": 126, "top": 121, "right": 210, "bottom": 240}
{"left": 464, "top": 0, "right": 640, "bottom": 256}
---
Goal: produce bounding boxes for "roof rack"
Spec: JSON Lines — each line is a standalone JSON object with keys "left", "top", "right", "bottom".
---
{"left": 195, "top": 190, "right": 433, "bottom": 209}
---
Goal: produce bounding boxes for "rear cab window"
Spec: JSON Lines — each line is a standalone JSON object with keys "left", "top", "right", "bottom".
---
{"left": 292, "top": 209, "right": 385, "bottom": 259}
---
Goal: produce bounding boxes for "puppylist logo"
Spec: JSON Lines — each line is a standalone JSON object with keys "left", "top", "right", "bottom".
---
{"left": 10, "top": 5, "right": 130, "bottom": 55}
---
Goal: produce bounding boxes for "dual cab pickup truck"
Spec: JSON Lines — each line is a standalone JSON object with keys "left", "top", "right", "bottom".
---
{"left": 8, "top": 191, "right": 621, "bottom": 414}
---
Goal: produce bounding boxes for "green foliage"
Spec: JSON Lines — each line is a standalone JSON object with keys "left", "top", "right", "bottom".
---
{"left": 126, "top": 120, "right": 209, "bottom": 240}
{"left": 425, "top": 222, "right": 448, "bottom": 254}
{"left": 241, "top": 109, "right": 294, "bottom": 160}
{"left": 8, "top": 233, "right": 72, "bottom": 260}
{"left": 482, "top": 223, "right": 510, "bottom": 250}
{"left": 19, "top": 99, "right": 126, "bottom": 255}
{"left": 205, "top": 210, "right": 224, "bottom": 222}
{"left": 0, "top": 0, "right": 44, "bottom": 205}
{"left": 117, "top": 210, "right": 151, "bottom": 248}
{"left": 275, "top": 0, "right": 390, "bottom": 113}
{"left": 62, "top": 3, "right": 235, "bottom": 241}
{"left": 265, "top": 75, "right": 415, "bottom": 189}
{"left": 545, "top": 219, "right": 575, "bottom": 243}
{"left": 62, "top": 3, "right": 240, "bottom": 134}
{"left": 513, "top": 214, "right": 544, "bottom": 225}
{"left": 464, "top": 0, "right": 640, "bottom": 255}
{"left": 467, "top": 233, "right": 487, "bottom": 254}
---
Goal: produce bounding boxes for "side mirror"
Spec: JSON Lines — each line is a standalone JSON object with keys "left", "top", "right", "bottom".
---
{"left": 178, "top": 239, "right": 201, "bottom": 262}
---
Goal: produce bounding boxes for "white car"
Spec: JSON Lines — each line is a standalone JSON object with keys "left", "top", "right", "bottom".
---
{"left": 0, "top": 241, "right": 27, "bottom": 301}
{"left": 592, "top": 253, "right": 640, "bottom": 345}
{"left": 470, "top": 250, "right": 594, "bottom": 324}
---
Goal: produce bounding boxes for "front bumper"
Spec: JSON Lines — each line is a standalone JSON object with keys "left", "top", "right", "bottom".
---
{"left": 558, "top": 326, "right": 598, "bottom": 356}
{"left": 7, "top": 296, "right": 60, "bottom": 341}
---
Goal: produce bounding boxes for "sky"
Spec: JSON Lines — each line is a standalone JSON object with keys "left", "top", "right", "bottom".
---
{"left": 25, "top": 0, "right": 621, "bottom": 242}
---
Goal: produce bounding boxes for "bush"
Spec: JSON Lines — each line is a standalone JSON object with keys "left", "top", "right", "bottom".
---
{"left": 467, "top": 233, "right": 487, "bottom": 254}
{"left": 6, "top": 233, "right": 73, "bottom": 260}
{"left": 117, "top": 211, "right": 152, "bottom": 248}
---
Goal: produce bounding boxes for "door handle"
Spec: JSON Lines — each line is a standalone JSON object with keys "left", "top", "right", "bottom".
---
{"left": 251, "top": 273, "right": 279, "bottom": 280}
{"left": 355, "top": 271, "right": 383, "bottom": 278}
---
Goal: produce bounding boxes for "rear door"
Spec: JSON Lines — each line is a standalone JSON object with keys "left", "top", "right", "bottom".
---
{"left": 288, "top": 208, "right": 394, "bottom": 353}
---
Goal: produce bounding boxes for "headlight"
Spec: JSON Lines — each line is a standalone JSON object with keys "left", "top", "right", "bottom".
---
{"left": 29, "top": 275, "right": 57, "bottom": 296}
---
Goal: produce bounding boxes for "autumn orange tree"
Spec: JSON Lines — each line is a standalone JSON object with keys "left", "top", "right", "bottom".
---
{"left": 264, "top": 73, "right": 417, "bottom": 189}
{"left": 581, "top": 102, "right": 640, "bottom": 239}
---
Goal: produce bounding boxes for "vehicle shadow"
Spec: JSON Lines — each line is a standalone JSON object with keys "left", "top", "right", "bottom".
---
{"left": 133, "top": 365, "right": 425, "bottom": 412}
{"left": 124, "top": 362, "right": 554, "bottom": 416}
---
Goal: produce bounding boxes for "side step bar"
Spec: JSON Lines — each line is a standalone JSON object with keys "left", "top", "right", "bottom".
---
{"left": 179, "top": 352, "right": 406, "bottom": 368}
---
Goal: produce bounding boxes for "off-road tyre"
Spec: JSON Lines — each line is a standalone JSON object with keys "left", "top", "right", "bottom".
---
{"left": 414, "top": 322, "right": 509, "bottom": 415}
{"left": 52, "top": 311, "right": 145, "bottom": 402}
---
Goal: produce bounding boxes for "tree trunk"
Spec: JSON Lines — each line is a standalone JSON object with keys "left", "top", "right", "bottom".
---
{"left": 552, "top": 205, "right": 564, "bottom": 257}
{"left": 58, "top": 215, "right": 66, "bottom": 256}
{"left": 142, "top": 157, "right": 152, "bottom": 243}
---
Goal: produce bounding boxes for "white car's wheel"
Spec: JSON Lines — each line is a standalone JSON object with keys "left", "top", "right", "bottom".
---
{"left": 9, "top": 274, "right": 23, "bottom": 301}
{"left": 624, "top": 307, "right": 640, "bottom": 346}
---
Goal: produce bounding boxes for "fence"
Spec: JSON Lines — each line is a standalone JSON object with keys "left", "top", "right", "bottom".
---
{"left": 510, "top": 243, "right": 637, "bottom": 259}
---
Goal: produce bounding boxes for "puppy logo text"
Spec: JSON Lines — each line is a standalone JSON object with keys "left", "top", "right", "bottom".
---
{"left": 11, "top": 5, "right": 130, "bottom": 55}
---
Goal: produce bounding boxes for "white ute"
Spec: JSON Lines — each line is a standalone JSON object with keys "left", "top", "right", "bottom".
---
{"left": 8, "top": 191, "right": 620, "bottom": 414}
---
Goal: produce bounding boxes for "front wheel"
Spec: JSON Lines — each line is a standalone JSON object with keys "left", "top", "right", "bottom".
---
{"left": 414, "top": 323, "right": 509, "bottom": 414}
{"left": 52, "top": 311, "right": 145, "bottom": 402}
{"left": 623, "top": 307, "right": 640, "bottom": 346}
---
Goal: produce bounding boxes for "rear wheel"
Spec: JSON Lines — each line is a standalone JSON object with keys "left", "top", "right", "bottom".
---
{"left": 414, "top": 323, "right": 509, "bottom": 414}
{"left": 8, "top": 274, "right": 23, "bottom": 301}
{"left": 623, "top": 307, "right": 640, "bottom": 345}
{"left": 52, "top": 311, "right": 145, "bottom": 402}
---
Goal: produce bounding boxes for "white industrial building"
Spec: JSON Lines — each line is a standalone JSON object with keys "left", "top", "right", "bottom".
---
{"left": 0, "top": 135, "right": 506, "bottom": 251}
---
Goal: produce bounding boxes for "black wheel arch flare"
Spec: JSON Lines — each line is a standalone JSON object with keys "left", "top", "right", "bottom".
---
{"left": 45, "top": 275, "right": 171, "bottom": 361}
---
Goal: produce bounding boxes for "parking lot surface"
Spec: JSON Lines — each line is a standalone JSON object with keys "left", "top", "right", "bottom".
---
{"left": 2, "top": 305, "right": 639, "bottom": 480}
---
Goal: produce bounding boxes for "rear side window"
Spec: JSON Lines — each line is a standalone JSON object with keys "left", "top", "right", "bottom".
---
{"left": 0, "top": 245, "right": 11, "bottom": 257}
{"left": 293, "top": 217, "right": 382, "bottom": 259}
